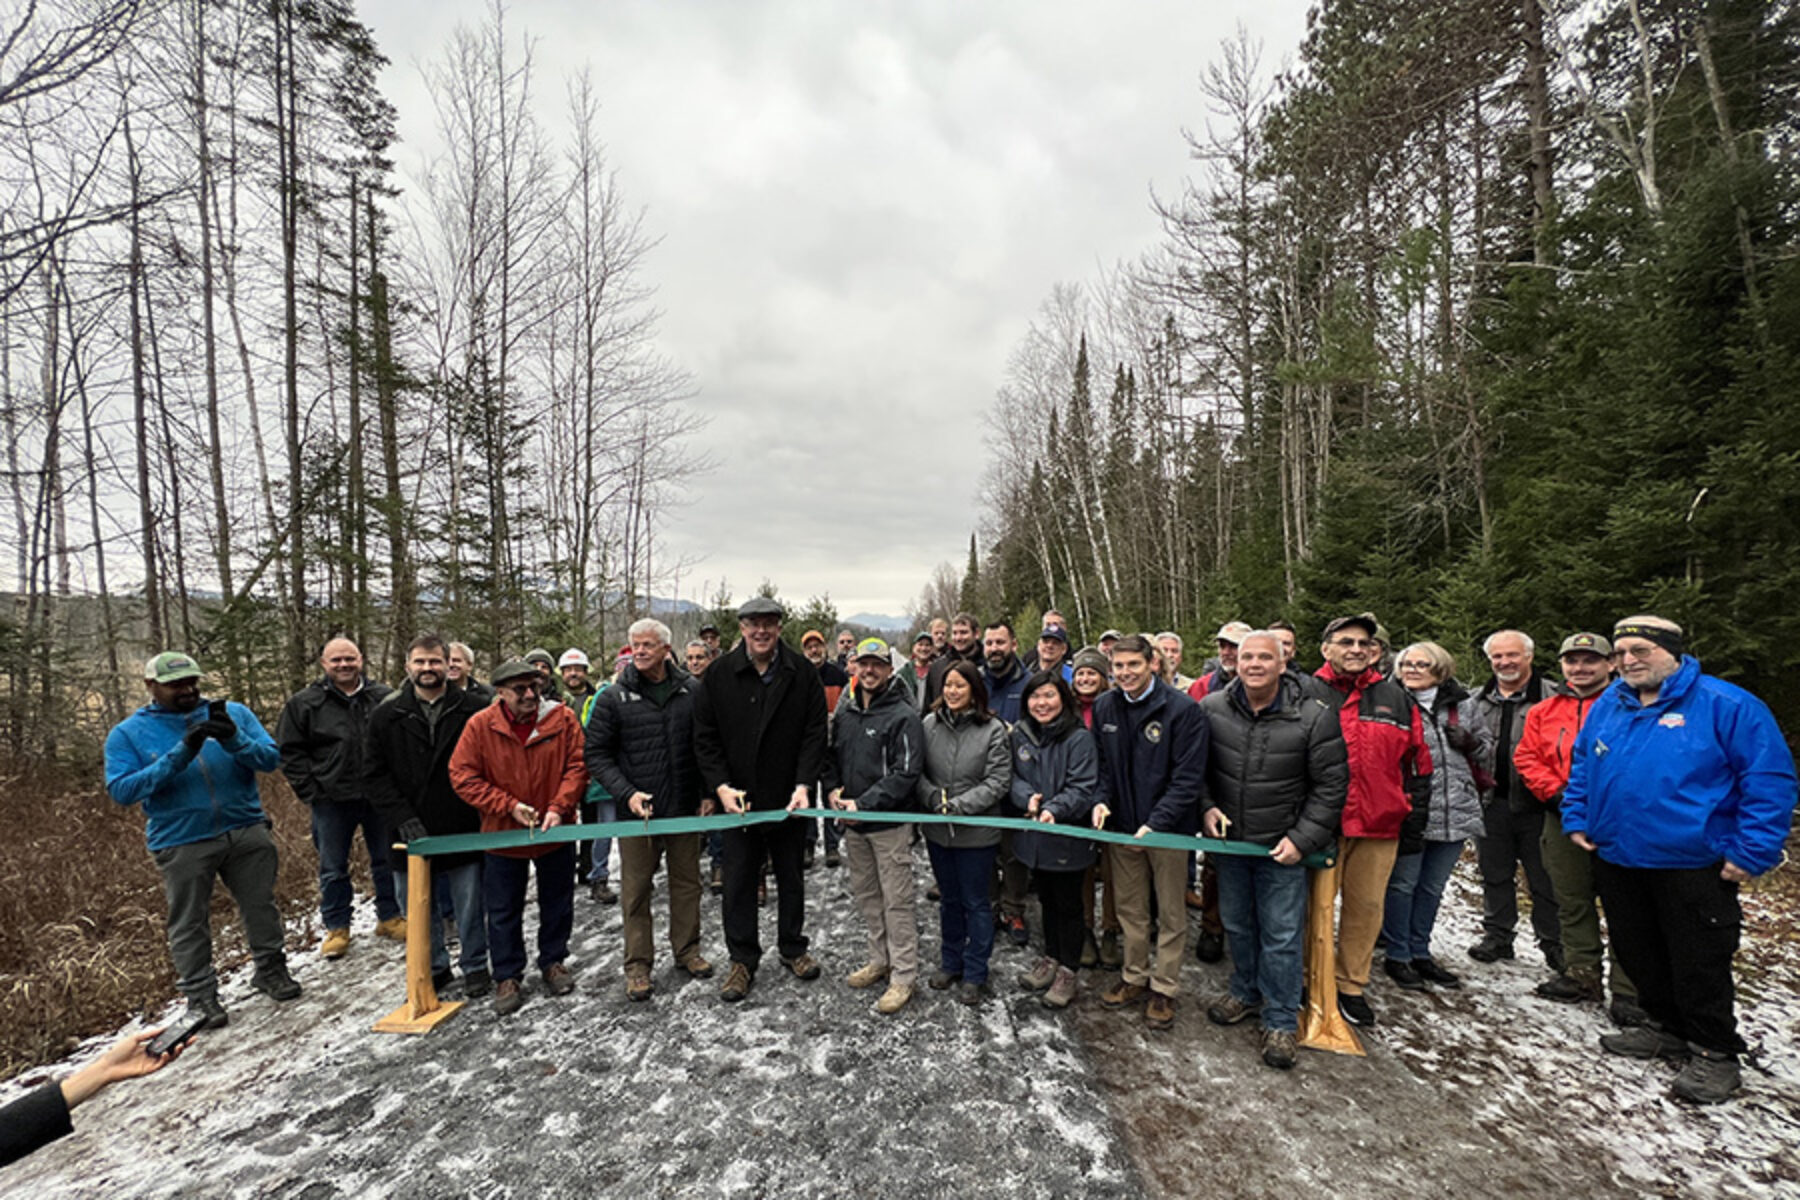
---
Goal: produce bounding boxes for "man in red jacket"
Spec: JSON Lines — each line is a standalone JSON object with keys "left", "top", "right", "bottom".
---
{"left": 1514, "top": 632, "right": 1643, "bottom": 1025}
{"left": 1304, "top": 613, "right": 1432, "bottom": 1028}
{"left": 449, "top": 659, "right": 587, "bottom": 1015}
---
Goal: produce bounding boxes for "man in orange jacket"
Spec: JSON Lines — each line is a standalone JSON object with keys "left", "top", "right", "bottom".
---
{"left": 1514, "top": 633, "right": 1643, "bottom": 1026}
{"left": 450, "top": 659, "right": 588, "bottom": 1015}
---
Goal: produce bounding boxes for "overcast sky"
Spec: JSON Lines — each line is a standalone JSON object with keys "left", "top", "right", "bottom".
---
{"left": 362, "top": 0, "right": 1309, "bottom": 617}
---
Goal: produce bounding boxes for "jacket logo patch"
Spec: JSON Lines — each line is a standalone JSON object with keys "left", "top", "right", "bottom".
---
{"left": 1144, "top": 721, "right": 1163, "bottom": 744}
{"left": 1017, "top": 748, "right": 1033, "bottom": 763}
{"left": 1373, "top": 706, "right": 1394, "bottom": 717}
{"left": 1594, "top": 738, "right": 1609, "bottom": 757}
{"left": 1101, "top": 723, "right": 1119, "bottom": 734}
{"left": 1659, "top": 713, "right": 1686, "bottom": 728}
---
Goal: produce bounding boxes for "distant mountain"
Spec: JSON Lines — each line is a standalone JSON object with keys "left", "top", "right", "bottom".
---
{"left": 846, "top": 612, "right": 910, "bottom": 633}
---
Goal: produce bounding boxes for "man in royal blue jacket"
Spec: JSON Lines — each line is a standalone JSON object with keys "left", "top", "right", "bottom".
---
{"left": 1091, "top": 634, "right": 1209, "bottom": 1030}
{"left": 105, "top": 652, "right": 299, "bottom": 1030}
{"left": 1561, "top": 615, "right": 1798, "bottom": 1105}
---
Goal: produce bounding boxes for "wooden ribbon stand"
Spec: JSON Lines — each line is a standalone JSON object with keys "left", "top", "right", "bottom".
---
{"left": 1297, "top": 860, "right": 1365, "bottom": 1056}
{"left": 373, "top": 849, "right": 464, "bottom": 1034}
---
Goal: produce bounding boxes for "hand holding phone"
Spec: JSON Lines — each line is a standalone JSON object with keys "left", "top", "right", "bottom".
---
{"left": 145, "top": 1010, "right": 209, "bottom": 1058}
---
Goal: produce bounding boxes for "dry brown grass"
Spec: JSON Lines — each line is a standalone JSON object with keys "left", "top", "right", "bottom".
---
{"left": 0, "top": 763, "right": 320, "bottom": 1082}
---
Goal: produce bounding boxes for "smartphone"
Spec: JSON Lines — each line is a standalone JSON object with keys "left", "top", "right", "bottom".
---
{"left": 208, "top": 699, "right": 227, "bottom": 722}
{"left": 146, "top": 1010, "right": 209, "bottom": 1058}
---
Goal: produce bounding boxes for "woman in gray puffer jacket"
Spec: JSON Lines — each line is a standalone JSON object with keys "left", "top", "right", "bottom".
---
{"left": 1382, "top": 641, "right": 1491, "bottom": 992}
{"left": 917, "top": 660, "right": 1012, "bottom": 1005}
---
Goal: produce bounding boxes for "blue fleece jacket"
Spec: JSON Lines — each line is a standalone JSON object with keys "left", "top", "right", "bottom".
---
{"left": 104, "top": 700, "right": 281, "bottom": 852}
{"left": 1561, "top": 656, "right": 1797, "bottom": 874}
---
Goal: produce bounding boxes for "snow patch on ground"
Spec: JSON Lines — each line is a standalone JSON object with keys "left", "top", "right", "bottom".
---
{"left": 1, "top": 846, "right": 1795, "bottom": 1197}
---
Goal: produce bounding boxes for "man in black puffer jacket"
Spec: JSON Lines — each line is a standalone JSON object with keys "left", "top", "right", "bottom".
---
{"left": 365, "top": 634, "right": 493, "bottom": 996}
{"left": 587, "top": 617, "right": 711, "bottom": 1002}
{"left": 1198, "top": 630, "right": 1348, "bottom": 1069}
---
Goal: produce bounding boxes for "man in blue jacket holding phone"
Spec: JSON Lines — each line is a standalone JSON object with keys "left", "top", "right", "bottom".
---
{"left": 1561, "top": 615, "right": 1797, "bottom": 1105}
{"left": 105, "top": 652, "right": 300, "bottom": 1030}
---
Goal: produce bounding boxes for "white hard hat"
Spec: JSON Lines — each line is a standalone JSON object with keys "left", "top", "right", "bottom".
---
{"left": 557, "top": 648, "right": 591, "bottom": 669}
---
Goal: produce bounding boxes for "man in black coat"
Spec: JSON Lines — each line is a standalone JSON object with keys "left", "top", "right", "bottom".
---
{"left": 364, "top": 634, "right": 493, "bottom": 996}
{"left": 586, "top": 617, "right": 712, "bottom": 1002}
{"left": 276, "top": 636, "right": 399, "bottom": 961}
{"left": 1197, "top": 630, "right": 1348, "bottom": 1070}
{"left": 692, "top": 597, "right": 829, "bottom": 1001}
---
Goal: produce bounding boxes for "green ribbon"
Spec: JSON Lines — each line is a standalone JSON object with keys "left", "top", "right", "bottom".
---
{"left": 408, "top": 808, "right": 1337, "bottom": 868}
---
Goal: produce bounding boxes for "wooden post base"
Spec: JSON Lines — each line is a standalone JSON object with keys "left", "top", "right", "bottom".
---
{"left": 1297, "top": 861, "right": 1366, "bottom": 1057}
{"left": 373, "top": 849, "right": 464, "bottom": 1036}
{"left": 373, "top": 997, "right": 464, "bottom": 1035}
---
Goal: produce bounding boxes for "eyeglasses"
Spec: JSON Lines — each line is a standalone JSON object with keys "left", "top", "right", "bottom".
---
{"left": 502, "top": 683, "right": 540, "bottom": 697}
{"left": 1396, "top": 660, "right": 1433, "bottom": 671}
{"left": 1329, "top": 638, "right": 1373, "bottom": 649}
{"left": 1616, "top": 645, "right": 1663, "bottom": 660}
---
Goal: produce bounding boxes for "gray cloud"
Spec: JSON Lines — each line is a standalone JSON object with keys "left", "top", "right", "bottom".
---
{"left": 368, "top": 0, "right": 1309, "bottom": 614}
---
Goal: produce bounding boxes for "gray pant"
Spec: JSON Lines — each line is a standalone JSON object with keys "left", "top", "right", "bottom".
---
{"left": 152, "top": 822, "right": 288, "bottom": 999}
{"left": 1475, "top": 803, "right": 1561, "bottom": 952}
{"left": 844, "top": 825, "right": 918, "bottom": 987}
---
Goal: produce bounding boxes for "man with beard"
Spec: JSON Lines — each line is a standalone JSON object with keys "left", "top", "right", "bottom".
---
{"left": 365, "top": 634, "right": 493, "bottom": 996}
{"left": 106, "top": 653, "right": 298, "bottom": 1028}
{"left": 692, "top": 597, "right": 829, "bottom": 1002}
{"left": 924, "top": 612, "right": 984, "bottom": 708}
{"left": 800, "top": 628, "right": 851, "bottom": 869}
{"left": 449, "top": 659, "right": 586, "bottom": 1015}
{"left": 981, "top": 621, "right": 1033, "bottom": 945}
{"left": 277, "top": 637, "right": 401, "bottom": 961}
{"left": 1468, "top": 629, "right": 1563, "bottom": 971}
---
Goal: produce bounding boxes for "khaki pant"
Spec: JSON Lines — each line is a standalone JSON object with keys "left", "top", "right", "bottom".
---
{"left": 620, "top": 832, "right": 703, "bottom": 970}
{"left": 1540, "top": 808, "right": 1635, "bottom": 998}
{"left": 1109, "top": 843, "right": 1188, "bottom": 997}
{"left": 844, "top": 825, "right": 918, "bottom": 986}
{"left": 1335, "top": 835, "right": 1399, "bottom": 996}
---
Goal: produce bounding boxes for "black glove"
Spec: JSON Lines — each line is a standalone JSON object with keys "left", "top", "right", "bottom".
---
{"left": 1445, "top": 724, "right": 1478, "bottom": 754}
{"left": 198, "top": 699, "right": 237, "bottom": 743}
{"left": 398, "top": 819, "right": 429, "bottom": 845}
{"left": 182, "top": 724, "right": 210, "bottom": 754}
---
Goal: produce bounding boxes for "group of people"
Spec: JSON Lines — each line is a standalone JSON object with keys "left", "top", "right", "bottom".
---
{"left": 99, "top": 600, "right": 1794, "bottom": 1105}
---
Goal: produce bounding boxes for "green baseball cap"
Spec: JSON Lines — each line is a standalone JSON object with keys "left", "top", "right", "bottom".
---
{"left": 854, "top": 637, "right": 892, "bottom": 662}
{"left": 145, "top": 651, "right": 203, "bottom": 683}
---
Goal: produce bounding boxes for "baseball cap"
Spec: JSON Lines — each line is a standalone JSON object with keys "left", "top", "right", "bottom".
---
{"left": 1098, "top": 629, "right": 1124, "bottom": 642}
{"left": 1039, "top": 624, "right": 1069, "bottom": 644}
{"left": 1213, "top": 621, "right": 1254, "bottom": 645}
{"left": 557, "top": 649, "right": 590, "bottom": 669}
{"left": 145, "top": 651, "right": 203, "bottom": 683}
{"left": 801, "top": 630, "right": 826, "bottom": 647}
{"left": 1321, "top": 614, "right": 1379, "bottom": 642}
{"left": 854, "top": 637, "right": 892, "bottom": 662}
{"left": 1558, "top": 632, "right": 1613, "bottom": 658}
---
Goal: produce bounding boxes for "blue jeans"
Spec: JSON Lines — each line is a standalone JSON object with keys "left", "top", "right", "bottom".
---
{"left": 926, "top": 841, "right": 998, "bottom": 985}
{"left": 580, "top": 796, "right": 616, "bottom": 884}
{"left": 310, "top": 799, "right": 399, "bottom": 929}
{"left": 1382, "top": 839, "right": 1465, "bottom": 963}
{"left": 1214, "top": 853, "right": 1308, "bottom": 1033}
{"left": 484, "top": 845, "right": 575, "bottom": 983}
{"left": 426, "top": 859, "right": 489, "bottom": 977}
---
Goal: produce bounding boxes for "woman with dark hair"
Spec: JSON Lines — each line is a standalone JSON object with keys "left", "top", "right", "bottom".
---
{"left": 1010, "top": 670, "right": 1101, "bottom": 1007}
{"left": 1070, "top": 648, "right": 1118, "bottom": 967}
{"left": 916, "top": 659, "right": 1011, "bottom": 1004}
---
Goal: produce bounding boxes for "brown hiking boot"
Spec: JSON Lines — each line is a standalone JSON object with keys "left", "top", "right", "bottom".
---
{"left": 543, "top": 962, "right": 575, "bottom": 996}
{"left": 1145, "top": 992, "right": 1176, "bottom": 1030}
{"left": 876, "top": 982, "right": 914, "bottom": 1014}
{"left": 781, "top": 952, "right": 821, "bottom": 981}
{"left": 320, "top": 928, "right": 351, "bottom": 959}
{"left": 1101, "top": 979, "right": 1148, "bottom": 1010}
{"left": 720, "top": 961, "right": 753, "bottom": 1002}
{"left": 679, "top": 953, "right": 714, "bottom": 979}
{"left": 373, "top": 916, "right": 408, "bottom": 943}
{"left": 625, "top": 963, "right": 652, "bottom": 1002}
{"left": 494, "top": 978, "right": 523, "bottom": 1015}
